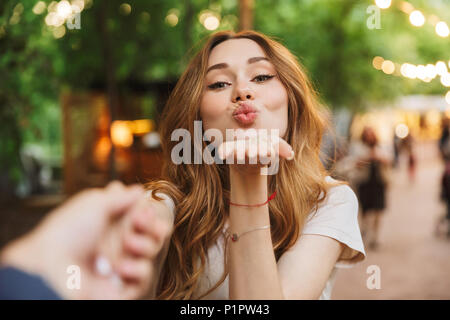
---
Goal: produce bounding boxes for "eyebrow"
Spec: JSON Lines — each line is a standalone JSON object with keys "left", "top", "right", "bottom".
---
{"left": 206, "top": 56, "right": 270, "bottom": 74}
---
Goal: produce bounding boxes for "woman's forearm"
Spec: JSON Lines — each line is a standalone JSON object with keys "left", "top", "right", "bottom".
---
{"left": 228, "top": 170, "right": 284, "bottom": 299}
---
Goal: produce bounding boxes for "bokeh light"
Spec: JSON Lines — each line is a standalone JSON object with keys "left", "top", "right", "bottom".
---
{"left": 409, "top": 10, "right": 425, "bottom": 27}
{"left": 56, "top": 1, "right": 72, "bottom": 20}
{"left": 119, "top": 3, "right": 132, "bottom": 16}
{"left": 381, "top": 60, "right": 395, "bottom": 74}
{"left": 436, "top": 61, "right": 448, "bottom": 76}
{"left": 165, "top": 9, "right": 180, "bottom": 27}
{"left": 373, "top": 56, "right": 384, "bottom": 70}
{"left": 111, "top": 121, "right": 133, "bottom": 148}
{"left": 32, "top": 1, "right": 47, "bottom": 15}
{"left": 375, "top": 0, "right": 391, "bottom": 9}
{"left": 441, "top": 73, "right": 450, "bottom": 87}
{"left": 204, "top": 16, "right": 220, "bottom": 30}
{"left": 53, "top": 25, "right": 66, "bottom": 39}
{"left": 395, "top": 123, "right": 409, "bottom": 139}
{"left": 436, "top": 21, "right": 449, "bottom": 37}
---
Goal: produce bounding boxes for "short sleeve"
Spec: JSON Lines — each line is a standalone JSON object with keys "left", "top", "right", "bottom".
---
{"left": 302, "top": 179, "right": 366, "bottom": 268}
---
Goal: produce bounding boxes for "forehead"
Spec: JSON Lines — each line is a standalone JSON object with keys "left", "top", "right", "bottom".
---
{"left": 208, "top": 38, "right": 267, "bottom": 66}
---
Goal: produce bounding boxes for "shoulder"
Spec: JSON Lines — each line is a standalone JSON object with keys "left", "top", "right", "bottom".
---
{"left": 314, "top": 176, "right": 358, "bottom": 216}
{"left": 304, "top": 176, "right": 358, "bottom": 227}
{"left": 302, "top": 176, "right": 366, "bottom": 266}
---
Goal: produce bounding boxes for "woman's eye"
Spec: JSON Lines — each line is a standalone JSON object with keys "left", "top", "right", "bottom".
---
{"left": 207, "top": 74, "right": 275, "bottom": 90}
{"left": 252, "top": 74, "right": 275, "bottom": 82}
{"left": 207, "top": 82, "right": 230, "bottom": 90}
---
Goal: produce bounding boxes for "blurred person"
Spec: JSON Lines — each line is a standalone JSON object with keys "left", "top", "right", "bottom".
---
{"left": 393, "top": 132, "right": 401, "bottom": 168}
{"left": 351, "top": 126, "right": 391, "bottom": 250}
{"left": 437, "top": 118, "right": 450, "bottom": 238}
{"left": 0, "top": 182, "right": 172, "bottom": 299}
{"left": 400, "top": 132, "right": 416, "bottom": 182}
{"left": 137, "top": 30, "right": 366, "bottom": 300}
{"left": 439, "top": 118, "right": 450, "bottom": 159}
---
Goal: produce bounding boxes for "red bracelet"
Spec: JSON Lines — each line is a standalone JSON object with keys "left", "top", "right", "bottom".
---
{"left": 229, "top": 191, "right": 276, "bottom": 207}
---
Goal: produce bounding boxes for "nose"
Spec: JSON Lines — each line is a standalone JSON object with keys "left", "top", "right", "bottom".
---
{"left": 232, "top": 82, "right": 254, "bottom": 103}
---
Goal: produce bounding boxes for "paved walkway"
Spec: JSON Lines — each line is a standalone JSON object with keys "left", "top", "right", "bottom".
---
{"left": 332, "top": 141, "right": 450, "bottom": 299}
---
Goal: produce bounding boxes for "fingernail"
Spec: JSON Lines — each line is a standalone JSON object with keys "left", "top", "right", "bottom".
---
{"left": 95, "top": 255, "right": 112, "bottom": 276}
{"left": 110, "top": 273, "right": 123, "bottom": 289}
{"left": 287, "top": 150, "right": 295, "bottom": 161}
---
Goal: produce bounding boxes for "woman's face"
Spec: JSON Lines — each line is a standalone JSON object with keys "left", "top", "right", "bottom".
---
{"left": 200, "top": 38, "right": 288, "bottom": 140}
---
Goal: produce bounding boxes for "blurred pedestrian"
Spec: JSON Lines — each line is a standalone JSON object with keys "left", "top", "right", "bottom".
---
{"left": 393, "top": 132, "right": 401, "bottom": 168}
{"left": 400, "top": 132, "right": 416, "bottom": 182}
{"left": 351, "top": 127, "right": 391, "bottom": 250}
{"left": 437, "top": 118, "right": 450, "bottom": 238}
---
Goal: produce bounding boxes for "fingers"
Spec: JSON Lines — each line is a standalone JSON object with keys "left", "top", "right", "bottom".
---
{"left": 276, "top": 137, "right": 295, "bottom": 160}
{"left": 217, "top": 132, "right": 294, "bottom": 163}
{"left": 116, "top": 258, "right": 153, "bottom": 283}
{"left": 132, "top": 206, "right": 171, "bottom": 243}
{"left": 119, "top": 200, "right": 172, "bottom": 260}
{"left": 122, "top": 231, "right": 164, "bottom": 259}
{"left": 115, "top": 258, "right": 154, "bottom": 300}
{"left": 91, "top": 255, "right": 154, "bottom": 300}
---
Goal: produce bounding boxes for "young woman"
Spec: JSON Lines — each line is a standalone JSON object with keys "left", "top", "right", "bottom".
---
{"left": 144, "top": 30, "right": 366, "bottom": 300}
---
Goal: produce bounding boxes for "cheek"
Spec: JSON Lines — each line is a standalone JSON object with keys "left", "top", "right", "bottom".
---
{"left": 259, "top": 82, "right": 289, "bottom": 135}
{"left": 262, "top": 81, "right": 288, "bottom": 111}
{"left": 200, "top": 92, "right": 228, "bottom": 130}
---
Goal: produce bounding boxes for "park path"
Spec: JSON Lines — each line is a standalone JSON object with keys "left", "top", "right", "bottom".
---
{"left": 332, "top": 141, "right": 450, "bottom": 299}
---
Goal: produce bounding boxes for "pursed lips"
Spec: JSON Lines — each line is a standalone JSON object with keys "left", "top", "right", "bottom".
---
{"left": 232, "top": 103, "right": 259, "bottom": 125}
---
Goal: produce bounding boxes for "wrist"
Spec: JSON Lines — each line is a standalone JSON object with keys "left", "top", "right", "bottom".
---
{"left": 230, "top": 170, "right": 268, "bottom": 203}
{"left": 229, "top": 164, "right": 268, "bottom": 178}
{"left": 230, "top": 166, "right": 267, "bottom": 186}
{"left": 1, "top": 232, "right": 44, "bottom": 274}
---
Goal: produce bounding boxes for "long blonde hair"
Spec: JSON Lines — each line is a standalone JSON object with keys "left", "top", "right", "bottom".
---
{"left": 147, "top": 30, "right": 336, "bottom": 299}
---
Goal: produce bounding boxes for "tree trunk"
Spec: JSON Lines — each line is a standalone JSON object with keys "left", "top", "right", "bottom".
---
{"left": 239, "top": 0, "right": 254, "bottom": 31}
{"left": 96, "top": 0, "right": 118, "bottom": 181}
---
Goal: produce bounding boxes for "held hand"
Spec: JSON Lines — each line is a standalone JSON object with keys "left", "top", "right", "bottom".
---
{"left": 217, "top": 130, "right": 294, "bottom": 176}
{"left": 99, "top": 195, "right": 173, "bottom": 299}
{"left": 0, "top": 182, "right": 170, "bottom": 300}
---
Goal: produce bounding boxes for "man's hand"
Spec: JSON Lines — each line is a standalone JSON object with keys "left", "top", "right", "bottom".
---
{"left": 0, "top": 182, "right": 170, "bottom": 300}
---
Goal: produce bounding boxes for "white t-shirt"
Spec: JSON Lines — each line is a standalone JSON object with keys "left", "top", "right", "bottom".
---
{"left": 152, "top": 176, "right": 366, "bottom": 300}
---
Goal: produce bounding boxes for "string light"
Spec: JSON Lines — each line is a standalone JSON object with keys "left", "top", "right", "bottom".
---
{"left": 409, "top": 10, "right": 425, "bottom": 27}
{"left": 372, "top": 1, "right": 450, "bottom": 105}
{"left": 445, "top": 91, "right": 450, "bottom": 105}
{"left": 375, "top": 0, "right": 391, "bottom": 9}
{"left": 436, "top": 21, "right": 449, "bottom": 37}
{"left": 436, "top": 61, "right": 448, "bottom": 76}
{"left": 441, "top": 74, "right": 450, "bottom": 87}
{"left": 381, "top": 60, "right": 395, "bottom": 74}
{"left": 372, "top": 56, "right": 384, "bottom": 70}
{"left": 392, "top": 1, "right": 450, "bottom": 38}
{"left": 374, "top": 56, "right": 450, "bottom": 87}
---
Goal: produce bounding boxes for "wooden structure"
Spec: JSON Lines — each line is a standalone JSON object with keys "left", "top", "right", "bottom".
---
{"left": 61, "top": 88, "right": 169, "bottom": 195}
